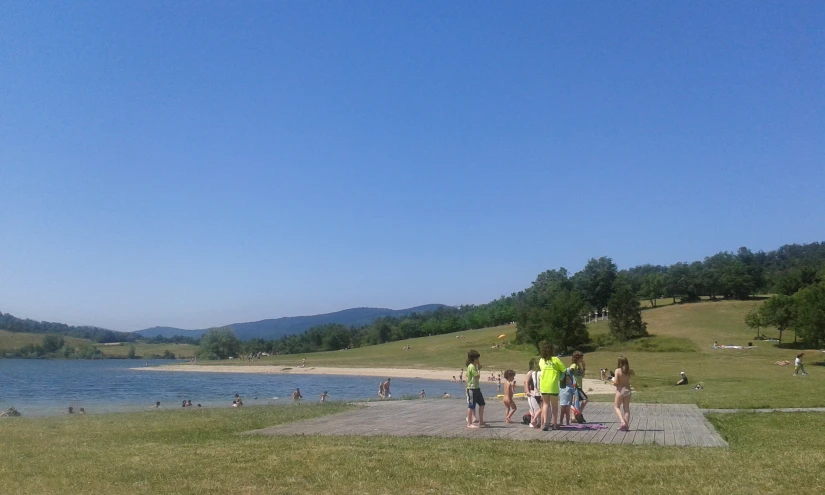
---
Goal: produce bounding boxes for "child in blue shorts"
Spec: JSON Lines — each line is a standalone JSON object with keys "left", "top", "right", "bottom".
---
{"left": 558, "top": 373, "right": 574, "bottom": 426}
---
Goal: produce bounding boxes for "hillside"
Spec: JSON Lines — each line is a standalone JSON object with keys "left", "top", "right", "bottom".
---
{"left": 202, "top": 300, "right": 825, "bottom": 409}
{"left": 134, "top": 304, "right": 446, "bottom": 340}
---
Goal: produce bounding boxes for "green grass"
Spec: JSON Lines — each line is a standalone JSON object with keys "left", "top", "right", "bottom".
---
{"left": 0, "top": 329, "right": 198, "bottom": 358}
{"left": 0, "top": 329, "right": 90, "bottom": 349}
{"left": 201, "top": 300, "right": 825, "bottom": 409}
{"left": 95, "top": 342, "right": 199, "bottom": 359}
{"left": 1, "top": 404, "right": 823, "bottom": 494}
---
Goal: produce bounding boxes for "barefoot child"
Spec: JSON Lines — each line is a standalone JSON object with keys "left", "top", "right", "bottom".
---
{"left": 613, "top": 356, "right": 633, "bottom": 431}
{"left": 465, "top": 350, "right": 486, "bottom": 428}
{"left": 318, "top": 391, "right": 328, "bottom": 403}
{"left": 503, "top": 369, "right": 517, "bottom": 423}
{"left": 794, "top": 353, "right": 808, "bottom": 376}
{"left": 558, "top": 373, "right": 574, "bottom": 426}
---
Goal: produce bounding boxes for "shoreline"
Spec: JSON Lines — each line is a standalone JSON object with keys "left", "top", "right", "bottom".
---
{"left": 131, "top": 364, "right": 616, "bottom": 394}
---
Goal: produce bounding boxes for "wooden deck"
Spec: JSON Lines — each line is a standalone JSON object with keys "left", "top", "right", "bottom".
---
{"left": 248, "top": 399, "right": 728, "bottom": 447}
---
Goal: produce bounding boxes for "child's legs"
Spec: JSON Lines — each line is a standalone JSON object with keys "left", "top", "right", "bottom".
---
{"left": 466, "top": 405, "right": 474, "bottom": 426}
{"left": 622, "top": 394, "right": 631, "bottom": 424}
{"left": 560, "top": 405, "right": 570, "bottom": 424}
{"left": 540, "top": 395, "right": 550, "bottom": 426}
{"left": 548, "top": 395, "right": 559, "bottom": 425}
{"left": 477, "top": 405, "right": 485, "bottom": 423}
{"left": 613, "top": 393, "right": 625, "bottom": 425}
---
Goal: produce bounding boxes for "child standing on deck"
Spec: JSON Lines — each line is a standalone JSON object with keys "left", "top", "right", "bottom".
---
{"left": 465, "top": 349, "right": 486, "bottom": 428}
{"left": 613, "top": 356, "right": 634, "bottom": 431}
{"left": 558, "top": 373, "right": 574, "bottom": 426}
{"left": 503, "top": 370, "right": 517, "bottom": 423}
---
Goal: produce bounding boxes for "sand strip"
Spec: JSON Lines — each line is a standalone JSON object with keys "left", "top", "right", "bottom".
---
{"left": 131, "top": 364, "right": 615, "bottom": 394}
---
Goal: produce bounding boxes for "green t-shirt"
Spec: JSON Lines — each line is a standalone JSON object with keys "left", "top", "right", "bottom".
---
{"left": 569, "top": 363, "right": 584, "bottom": 388}
{"left": 467, "top": 363, "right": 479, "bottom": 389}
{"left": 539, "top": 357, "right": 566, "bottom": 394}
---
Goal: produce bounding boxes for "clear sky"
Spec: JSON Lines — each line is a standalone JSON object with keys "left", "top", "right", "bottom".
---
{"left": 1, "top": 2, "right": 823, "bottom": 331}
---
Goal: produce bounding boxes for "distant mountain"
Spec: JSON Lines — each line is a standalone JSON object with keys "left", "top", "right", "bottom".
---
{"left": 133, "top": 304, "right": 446, "bottom": 341}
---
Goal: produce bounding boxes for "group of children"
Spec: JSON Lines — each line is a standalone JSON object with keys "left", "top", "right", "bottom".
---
{"left": 464, "top": 347, "right": 634, "bottom": 432}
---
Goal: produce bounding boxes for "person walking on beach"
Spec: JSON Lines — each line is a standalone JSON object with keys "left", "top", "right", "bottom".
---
{"left": 539, "top": 341, "right": 567, "bottom": 431}
{"left": 465, "top": 349, "right": 486, "bottom": 428}
{"left": 794, "top": 353, "right": 808, "bottom": 376}
{"left": 613, "top": 356, "right": 633, "bottom": 431}
{"left": 568, "top": 351, "right": 588, "bottom": 422}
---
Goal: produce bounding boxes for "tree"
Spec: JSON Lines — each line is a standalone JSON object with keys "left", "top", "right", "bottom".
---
{"left": 608, "top": 283, "right": 648, "bottom": 342}
{"left": 42, "top": 334, "right": 64, "bottom": 354}
{"left": 758, "top": 295, "right": 795, "bottom": 346}
{"left": 127, "top": 345, "right": 137, "bottom": 359}
{"left": 792, "top": 282, "right": 825, "bottom": 347}
{"left": 639, "top": 273, "right": 664, "bottom": 307}
{"left": 744, "top": 308, "right": 766, "bottom": 339}
{"left": 197, "top": 327, "right": 241, "bottom": 360}
{"left": 576, "top": 257, "right": 618, "bottom": 311}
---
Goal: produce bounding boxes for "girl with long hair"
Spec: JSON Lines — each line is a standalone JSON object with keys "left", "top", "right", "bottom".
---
{"left": 613, "top": 356, "right": 633, "bottom": 431}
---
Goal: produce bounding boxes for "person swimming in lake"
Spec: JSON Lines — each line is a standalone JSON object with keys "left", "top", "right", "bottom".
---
{"left": 292, "top": 388, "right": 303, "bottom": 401}
{"left": 613, "top": 356, "right": 634, "bottom": 431}
{"left": 380, "top": 378, "right": 392, "bottom": 399}
{"left": 233, "top": 394, "right": 243, "bottom": 407}
{"left": 154, "top": 401, "right": 161, "bottom": 409}
{"left": 318, "top": 391, "right": 328, "bottom": 403}
{"left": 419, "top": 389, "right": 426, "bottom": 399}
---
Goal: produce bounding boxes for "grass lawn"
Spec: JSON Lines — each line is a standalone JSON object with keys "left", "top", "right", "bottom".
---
{"left": 0, "top": 330, "right": 198, "bottom": 359}
{"left": 201, "top": 300, "right": 825, "bottom": 409}
{"left": 0, "top": 404, "right": 823, "bottom": 494}
{"left": 0, "top": 329, "right": 90, "bottom": 349}
{"left": 95, "top": 342, "right": 199, "bottom": 359}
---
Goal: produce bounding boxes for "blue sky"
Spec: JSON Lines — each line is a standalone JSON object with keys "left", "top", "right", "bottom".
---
{"left": 1, "top": 2, "right": 823, "bottom": 331}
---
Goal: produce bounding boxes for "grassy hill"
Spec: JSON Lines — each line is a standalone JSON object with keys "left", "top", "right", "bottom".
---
{"left": 0, "top": 330, "right": 198, "bottom": 359}
{"left": 0, "top": 330, "right": 90, "bottom": 349}
{"left": 203, "top": 300, "right": 825, "bottom": 409}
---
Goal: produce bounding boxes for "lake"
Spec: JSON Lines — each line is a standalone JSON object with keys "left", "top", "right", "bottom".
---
{"left": 0, "top": 360, "right": 499, "bottom": 416}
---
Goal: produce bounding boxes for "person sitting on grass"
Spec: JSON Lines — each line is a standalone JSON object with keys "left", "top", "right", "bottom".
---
{"left": 675, "top": 372, "right": 688, "bottom": 386}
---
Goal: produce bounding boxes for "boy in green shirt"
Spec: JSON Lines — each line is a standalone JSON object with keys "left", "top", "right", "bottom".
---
{"left": 465, "top": 349, "right": 486, "bottom": 428}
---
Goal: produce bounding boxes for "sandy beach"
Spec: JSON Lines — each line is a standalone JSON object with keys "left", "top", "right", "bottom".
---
{"left": 132, "top": 364, "right": 616, "bottom": 394}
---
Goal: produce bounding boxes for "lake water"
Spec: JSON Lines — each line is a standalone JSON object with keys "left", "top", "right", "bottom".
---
{"left": 0, "top": 360, "right": 499, "bottom": 416}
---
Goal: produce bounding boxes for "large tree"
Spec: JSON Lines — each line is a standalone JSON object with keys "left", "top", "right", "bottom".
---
{"left": 758, "top": 295, "right": 795, "bottom": 345}
{"left": 197, "top": 327, "right": 241, "bottom": 360}
{"left": 608, "top": 283, "right": 648, "bottom": 342}
{"left": 576, "top": 257, "right": 618, "bottom": 311}
{"left": 515, "top": 268, "right": 588, "bottom": 351}
{"left": 792, "top": 282, "right": 825, "bottom": 347}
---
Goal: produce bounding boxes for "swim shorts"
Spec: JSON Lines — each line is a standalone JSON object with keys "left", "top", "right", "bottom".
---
{"left": 466, "top": 388, "right": 485, "bottom": 409}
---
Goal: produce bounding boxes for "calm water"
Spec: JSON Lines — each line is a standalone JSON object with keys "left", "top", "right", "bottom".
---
{"left": 0, "top": 360, "right": 498, "bottom": 416}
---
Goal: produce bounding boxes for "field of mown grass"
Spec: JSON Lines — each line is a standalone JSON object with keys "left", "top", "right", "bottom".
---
{"left": 0, "top": 404, "right": 823, "bottom": 494}
{"left": 0, "top": 329, "right": 90, "bottom": 349}
{"left": 203, "top": 300, "right": 825, "bottom": 409}
{"left": 0, "top": 330, "right": 198, "bottom": 359}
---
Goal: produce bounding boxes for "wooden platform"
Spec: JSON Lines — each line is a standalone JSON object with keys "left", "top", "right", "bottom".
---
{"left": 248, "top": 399, "right": 728, "bottom": 447}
